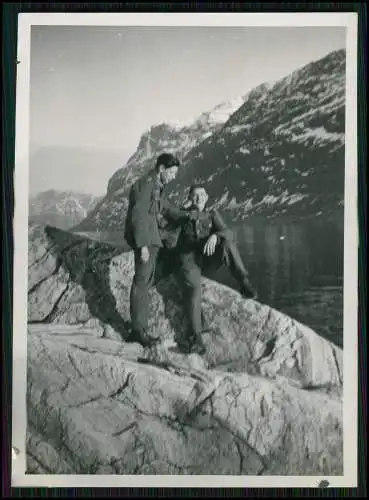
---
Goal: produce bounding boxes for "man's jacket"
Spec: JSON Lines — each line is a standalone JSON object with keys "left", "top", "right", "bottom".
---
{"left": 124, "top": 170, "right": 189, "bottom": 250}
{"left": 177, "top": 206, "right": 234, "bottom": 252}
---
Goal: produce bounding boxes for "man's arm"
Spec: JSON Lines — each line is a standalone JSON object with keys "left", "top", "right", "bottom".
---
{"left": 203, "top": 209, "right": 233, "bottom": 256}
{"left": 211, "top": 209, "right": 234, "bottom": 241}
{"left": 129, "top": 181, "right": 153, "bottom": 248}
{"left": 161, "top": 197, "right": 191, "bottom": 224}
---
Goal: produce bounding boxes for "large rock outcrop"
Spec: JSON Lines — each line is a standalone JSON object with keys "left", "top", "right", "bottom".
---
{"left": 27, "top": 223, "right": 343, "bottom": 475}
{"left": 27, "top": 324, "right": 342, "bottom": 476}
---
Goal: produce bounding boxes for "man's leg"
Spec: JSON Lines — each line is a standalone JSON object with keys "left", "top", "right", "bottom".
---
{"left": 155, "top": 246, "right": 179, "bottom": 283}
{"left": 179, "top": 252, "right": 206, "bottom": 354}
{"left": 129, "top": 246, "right": 160, "bottom": 346}
{"left": 205, "top": 238, "right": 258, "bottom": 299}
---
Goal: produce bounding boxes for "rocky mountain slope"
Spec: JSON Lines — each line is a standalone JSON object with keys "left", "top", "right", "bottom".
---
{"left": 169, "top": 49, "right": 346, "bottom": 221}
{"left": 25, "top": 222, "right": 343, "bottom": 475}
{"left": 75, "top": 49, "right": 345, "bottom": 233}
{"left": 107, "top": 97, "right": 246, "bottom": 197}
{"left": 75, "top": 98, "right": 247, "bottom": 232}
{"left": 29, "top": 190, "right": 101, "bottom": 230}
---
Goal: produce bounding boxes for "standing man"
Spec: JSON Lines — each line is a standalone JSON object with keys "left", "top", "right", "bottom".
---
{"left": 176, "top": 184, "right": 258, "bottom": 354}
{"left": 124, "top": 153, "right": 190, "bottom": 348}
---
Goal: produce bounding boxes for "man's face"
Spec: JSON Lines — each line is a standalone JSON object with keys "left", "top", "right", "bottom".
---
{"left": 159, "top": 165, "right": 179, "bottom": 185}
{"left": 190, "top": 188, "right": 208, "bottom": 211}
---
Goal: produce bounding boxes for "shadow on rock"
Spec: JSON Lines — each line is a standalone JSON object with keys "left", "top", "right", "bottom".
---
{"left": 154, "top": 248, "right": 192, "bottom": 350}
{"left": 45, "top": 226, "right": 131, "bottom": 339}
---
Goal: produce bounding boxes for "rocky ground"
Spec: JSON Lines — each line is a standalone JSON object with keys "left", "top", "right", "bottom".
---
{"left": 26, "top": 223, "right": 343, "bottom": 475}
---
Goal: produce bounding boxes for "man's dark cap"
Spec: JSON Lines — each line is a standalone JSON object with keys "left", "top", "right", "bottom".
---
{"left": 155, "top": 153, "right": 180, "bottom": 169}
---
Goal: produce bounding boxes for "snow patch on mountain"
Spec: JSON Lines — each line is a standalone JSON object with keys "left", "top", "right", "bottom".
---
{"left": 75, "top": 49, "right": 346, "bottom": 232}
{"left": 167, "top": 48, "right": 346, "bottom": 221}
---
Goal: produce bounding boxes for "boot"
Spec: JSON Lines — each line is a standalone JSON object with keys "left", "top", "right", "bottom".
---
{"left": 190, "top": 332, "right": 206, "bottom": 355}
{"left": 177, "top": 333, "right": 194, "bottom": 354}
{"left": 126, "top": 328, "right": 160, "bottom": 348}
{"left": 239, "top": 277, "right": 258, "bottom": 300}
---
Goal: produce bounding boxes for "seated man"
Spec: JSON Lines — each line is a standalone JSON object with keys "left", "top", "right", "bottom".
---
{"left": 176, "top": 184, "right": 258, "bottom": 355}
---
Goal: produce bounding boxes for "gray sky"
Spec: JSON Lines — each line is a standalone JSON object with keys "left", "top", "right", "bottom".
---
{"left": 29, "top": 25, "right": 346, "bottom": 195}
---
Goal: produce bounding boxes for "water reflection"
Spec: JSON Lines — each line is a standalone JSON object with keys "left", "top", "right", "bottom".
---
{"left": 209, "top": 217, "right": 344, "bottom": 348}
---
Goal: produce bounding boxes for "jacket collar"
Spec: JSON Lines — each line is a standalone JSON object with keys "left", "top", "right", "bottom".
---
{"left": 154, "top": 175, "right": 164, "bottom": 191}
{"left": 148, "top": 169, "right": 164, "bottom": 191}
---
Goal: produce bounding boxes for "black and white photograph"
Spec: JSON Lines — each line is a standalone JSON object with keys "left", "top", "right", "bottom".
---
{"left": 12, "top": 12, "right": 358, "bottom": 488}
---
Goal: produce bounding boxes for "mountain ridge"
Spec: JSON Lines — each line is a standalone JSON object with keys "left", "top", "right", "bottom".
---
{"left": 74, "top": 48, "right": 346, "bottom": 233}
{"left": 167, "top": 48, "right": 346, "bottom": 220}
{"left": 106, "top": 95, "right": 248, "bottom": 197}
{"left": 29, "top": 189, "right": 102, "bottom": 230}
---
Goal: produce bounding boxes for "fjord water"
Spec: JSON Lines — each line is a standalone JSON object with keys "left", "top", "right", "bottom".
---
{"left": 210, "top": 212, "right": 344, "bottom": 349}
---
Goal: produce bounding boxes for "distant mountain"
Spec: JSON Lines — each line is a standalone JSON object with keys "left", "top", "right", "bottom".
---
{"left": 169, "top": 49, "right": 346, "bottom": 221}
{"left": 107, "top": 97, "right": 246, "bottom": 196}
{"left": 76, "top": 97, "right": 246, "bottom": 231}
{"left": 29, "top": 190, "right": 101, "bottom": 230}
{"left": 75, "top": 48, "right": 346, "bottom": 233}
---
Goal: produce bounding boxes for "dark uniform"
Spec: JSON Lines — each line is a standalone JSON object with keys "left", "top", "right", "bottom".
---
{"left": 124, "top": 169, "right": 189, "bottom": 345}
{"left": 176, "top": 206, "right": 257, "bottom": 352}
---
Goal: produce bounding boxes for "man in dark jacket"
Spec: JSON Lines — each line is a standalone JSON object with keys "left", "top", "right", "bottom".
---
{"left": 124, "top": 153, "right": 191, "bottom": 347}
{"left": 176, "top": 184, "right": 257, "bottom": 354}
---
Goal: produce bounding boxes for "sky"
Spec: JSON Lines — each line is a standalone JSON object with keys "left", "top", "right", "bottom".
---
{"left": 29, "top": 25, "right": 346, "bottom": 195}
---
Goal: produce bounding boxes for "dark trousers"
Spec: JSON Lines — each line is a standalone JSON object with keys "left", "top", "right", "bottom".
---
{"left": 130, "top": 246, "right": 160, "bottom": 335}
{"left": 178, "top": 238, "right": 249, "bottom": 336}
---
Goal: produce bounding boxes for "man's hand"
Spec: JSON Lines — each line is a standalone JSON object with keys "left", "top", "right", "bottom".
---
{"left": 203, "top": 234, "right": 218, "bottom": 256}
{"left": 141, "top": 246, "right": 150, "bottom": 263}
{"left": 187, "top": 210, "right": 198, "bottom": 221}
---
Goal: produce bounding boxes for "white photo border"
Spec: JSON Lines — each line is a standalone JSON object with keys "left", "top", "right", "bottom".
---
{"left": 11, "top": 12, "right": 359, "bottom": 488}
